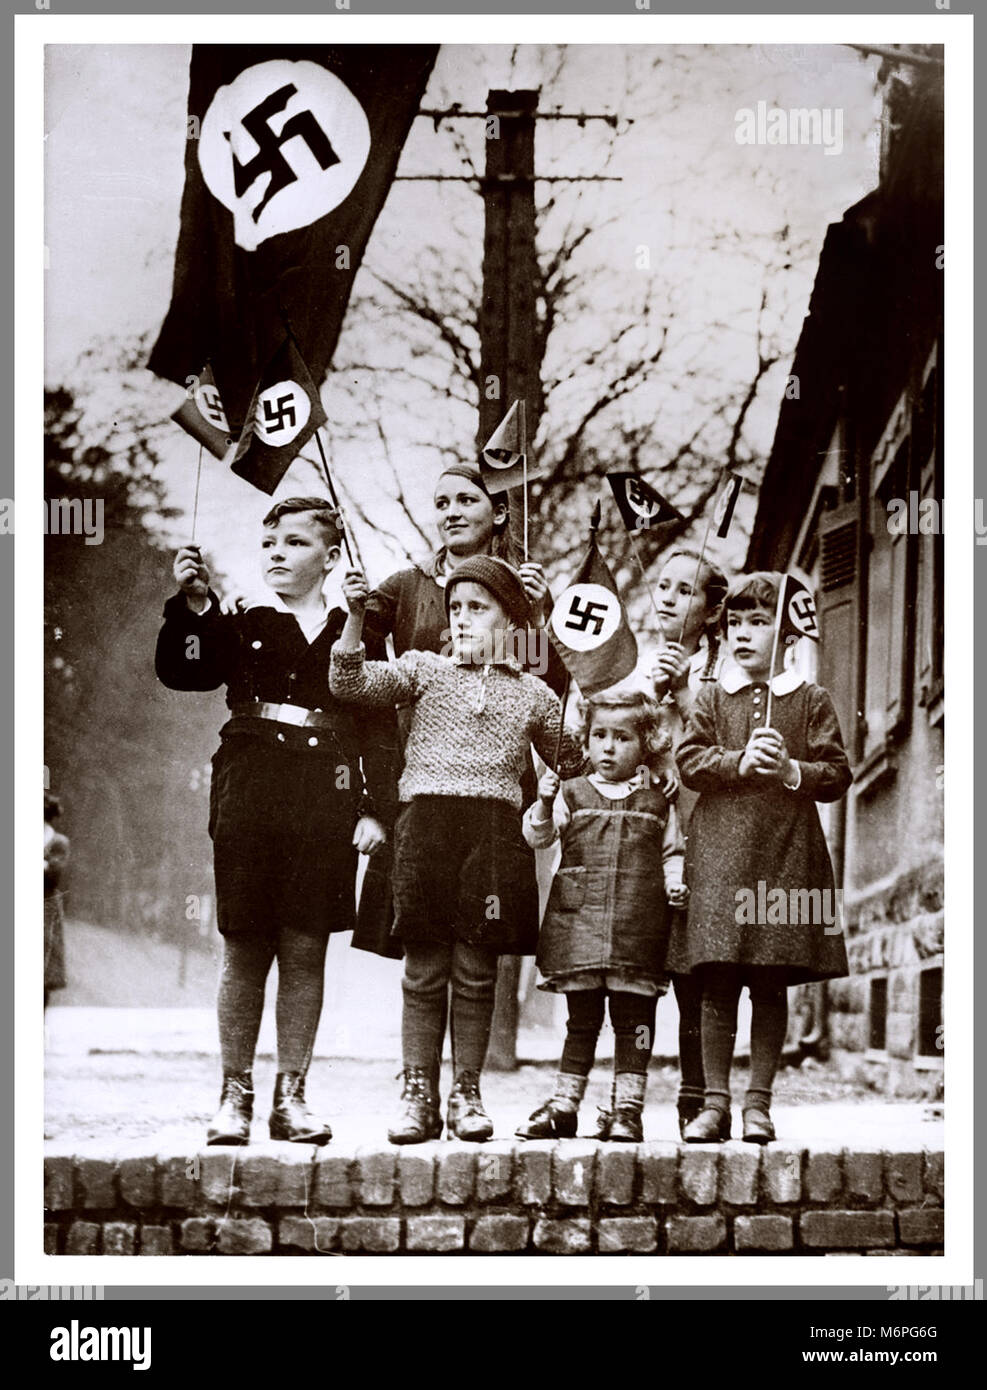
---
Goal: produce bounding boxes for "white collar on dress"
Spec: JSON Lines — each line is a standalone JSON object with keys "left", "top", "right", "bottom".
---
{"left": 587, "top": 770, "right": 649, "bottom": 799}
{"left": 720, "top": 665, "right": 805, "bottom": 695}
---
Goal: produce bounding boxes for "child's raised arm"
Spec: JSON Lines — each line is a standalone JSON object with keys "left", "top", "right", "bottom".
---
{"left": 155, "top": 546, "right": 235, "bottom": 692}
{"left": 330, "top": 569, "right": 427, "bottom": 708}
{"left": 522, "top": 768, "right": 571, "bottom": 850}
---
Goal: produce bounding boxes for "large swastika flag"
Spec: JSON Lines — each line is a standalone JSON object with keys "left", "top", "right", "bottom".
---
{"left": 548, "top": 506, "right": 638, "bottom": 696}
{"left": 232, "top": 336, "right": 328, "bottom": 494}
{"left": 149, "top": 45, "right": 438, "bottom": 435}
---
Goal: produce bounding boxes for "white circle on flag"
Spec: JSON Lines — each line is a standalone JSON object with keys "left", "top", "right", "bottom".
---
{"left": 253, "top": 379, "right": 311, "bottom": 447}
{"left": 484, "top": 448, "right": 520, "bottom": 470}
{"left": 195, "top": 383, "right": 229, "bottom": 433}
{"left": 551, "top": 583, "right": 622, "bottom": 652}
{"left": 625, "top": 478, "right": 660, "bottom": 522}
{"left": 787, "top": 591, "right": 818, "bottom": 640}
{"left": 199, "top": 60, "right": 371, "bottom": 252}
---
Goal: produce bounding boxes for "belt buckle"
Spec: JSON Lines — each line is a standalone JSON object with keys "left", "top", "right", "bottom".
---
{"left": 276, "top": 704, "right": 308, "bottom": 728}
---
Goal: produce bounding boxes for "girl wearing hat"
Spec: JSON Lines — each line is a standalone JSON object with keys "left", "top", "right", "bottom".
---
{"left": 363, "top": 464, "right": 564, "bottom": 685}
{"left": 331, "top": 556, "right": 581, "bottom": 1144}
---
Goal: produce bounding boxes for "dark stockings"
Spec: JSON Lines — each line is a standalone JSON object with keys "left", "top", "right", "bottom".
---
{"left": 560, "top": 989, "right": 657, "bottom": 1076}
{"left": 218, "top": 929, "right": 329, "bottom": 1076}
{"left": 699, "top": 966, "right": 788, "bottom": 1112}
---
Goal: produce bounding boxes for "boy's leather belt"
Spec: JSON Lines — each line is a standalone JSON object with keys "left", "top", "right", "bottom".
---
{"left": 231, "top": 702, "right": 335, "bottom": 730}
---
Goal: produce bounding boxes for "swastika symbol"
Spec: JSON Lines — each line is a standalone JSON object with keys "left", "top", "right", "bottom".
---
{"left": 627, "top": 478, "right": 658, "bottom": 518}
{"left": 228, "top": 83, "right": 341, "bottom": 223}
{"left": 200, "top": 386, "right": 226, "bottom": 426}
{"left": 564, "top": 594, "right": 610, "bottom": 637}
{"left": 262, "top": 393, "right": 297, "bottom": 433}
{"left": 790, "top": 593, "right": 818, "bottom": 636}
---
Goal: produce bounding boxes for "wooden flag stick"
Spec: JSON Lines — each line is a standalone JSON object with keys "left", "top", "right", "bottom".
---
{"left": 678, "top": 509, "right": 714, "bottom": 647}
{"left": 314, "top": 428, "right": 356, "bottom": 568}
{"left": 764, "top": 581, "right": 786, "bottom": 728}
{"left": 629, "top": 529, "right": 665, "bottom": 635}
{"left": 519, "top": 399, "right": 529, "bottom": 563}
{"left": 190, "top": 442, "right": 204, "bottom": 545}
{"left": 552, "top": 670, "right": 572, "bottom": 773}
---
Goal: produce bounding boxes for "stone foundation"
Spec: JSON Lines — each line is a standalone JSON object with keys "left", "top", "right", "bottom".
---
{"left": 44, "top": 1138, "right": 944, "bottom": 1256}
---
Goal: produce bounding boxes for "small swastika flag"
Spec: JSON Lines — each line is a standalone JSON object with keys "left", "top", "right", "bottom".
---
{"left": 606, "top": 470, "right": 684, "bottom": 532}
{"left": 171, "top": 363, "right": 234, "bottom": 460}
{"left": 231, "top": 336, "right": 327, "bottom": 494}
{"left": 776, "top": 573, "right": 819, "bottom": 646}
{"left": 548, "top": 504, "right": 638, "bottom": 696}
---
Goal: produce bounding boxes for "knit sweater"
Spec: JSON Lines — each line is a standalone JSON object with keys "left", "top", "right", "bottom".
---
{"left": 330, "top": 643, "right": 581, "bottom": 811}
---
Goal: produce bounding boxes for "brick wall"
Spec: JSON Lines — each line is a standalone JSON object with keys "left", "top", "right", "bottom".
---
{"left": 43, "top": 1138, "right": 944, "bottom": 1256}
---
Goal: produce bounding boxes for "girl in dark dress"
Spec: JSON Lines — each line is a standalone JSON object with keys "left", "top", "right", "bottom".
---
{"left": 668, "top": 572, "right": 852, "bottom": 1144}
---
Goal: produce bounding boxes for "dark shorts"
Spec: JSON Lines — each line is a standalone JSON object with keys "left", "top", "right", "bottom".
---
{"left": 391, "top": 796, "right": 539, "bottom": 955}
{"left": 208, "top": 732, "right": 359, "bottom": 942}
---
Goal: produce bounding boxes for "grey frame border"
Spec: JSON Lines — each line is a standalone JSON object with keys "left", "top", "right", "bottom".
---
{"left": 13, "top": 0, "right": 976, "bottom": 1301}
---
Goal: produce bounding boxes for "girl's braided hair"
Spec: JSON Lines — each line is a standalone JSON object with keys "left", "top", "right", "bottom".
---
{"left": 662, "top": 547, "right": 728, "bottom": 681}
{"left": 576, "top": 689, "right": 672, "bottom": 773}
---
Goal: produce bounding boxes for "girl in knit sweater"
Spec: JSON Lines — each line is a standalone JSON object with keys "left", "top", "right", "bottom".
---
{"left": 515, "top": 691, "right": 687, "bottom": 1143}
{"left": 331, "top": 554, "right": 581, "bottom": 1145}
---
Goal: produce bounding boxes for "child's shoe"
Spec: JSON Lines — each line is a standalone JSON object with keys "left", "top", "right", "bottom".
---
{"left": 388, "top": 1067, "right": 443, "bottom": 1145}
{"left": 269, "top": 1072, "right": 332, "bottom": 1144}
{"left": 676, "top": 1086, "right": 705, "bottom": 1139}
{"left": 447, "top": 1070, "right": 494, "bottom": 1142}
{"left": 608, "top": 1072, "right": 647, "bottom": 1143}
{"left": 207, "top": 1070, "right": 254, "bottom": 1146}
{"left": 516, "top": 1073, "right": 585, "bottom": 1139}
{"left": 683, "top": 1098, "right": 732, "bottom": 1143}
{"left": 742, "top": 1089, "right": 776, "bottom": 1144}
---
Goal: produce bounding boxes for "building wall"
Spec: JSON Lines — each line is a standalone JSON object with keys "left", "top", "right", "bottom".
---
{"left": 748, "top": 63, "right": 944, "bottom": 1098}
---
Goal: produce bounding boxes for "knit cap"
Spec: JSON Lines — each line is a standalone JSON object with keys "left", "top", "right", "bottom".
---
{"left": 444, "top": 554, "right": 531, "bottom": 628}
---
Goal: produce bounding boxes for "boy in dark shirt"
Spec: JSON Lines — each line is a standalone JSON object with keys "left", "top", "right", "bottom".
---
{"left": 155, "top": 498, "right": 397, "bottom": 1145}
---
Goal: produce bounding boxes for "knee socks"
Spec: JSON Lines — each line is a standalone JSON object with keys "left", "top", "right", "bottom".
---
{"left": 608, "top": 991, "right": 657, "bottom": 1075}
{"left": 217, "top": 937, "right": 276, "bottom": 1074}
{"left": 747, "top": 985, "right": 788, "bottom": 1110}
{"left": 559, "top": 990, "right": 607, "bottom": 1077}
{"left": 218, "top": 930, "right": 329, "bottom": 1076}
{"left": 275, "top": 929, "right": 329, "bottom": 1074}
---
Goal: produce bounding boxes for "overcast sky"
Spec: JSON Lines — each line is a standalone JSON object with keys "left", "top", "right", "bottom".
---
{"left": 45, "top": 43, "right": 880, "bottom": 600}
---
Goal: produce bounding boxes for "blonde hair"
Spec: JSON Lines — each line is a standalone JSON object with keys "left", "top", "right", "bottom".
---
{"left": 577, "top": 690, "right": 672, "bottom": 772}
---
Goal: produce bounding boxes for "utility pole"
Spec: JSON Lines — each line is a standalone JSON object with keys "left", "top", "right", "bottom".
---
{"left": 480, "top": 91, "right": 538, "bottom": 1070}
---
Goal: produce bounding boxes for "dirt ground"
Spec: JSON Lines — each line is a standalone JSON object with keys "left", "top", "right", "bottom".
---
{"left": 46, "top": 1043, "right": 941, "bottom": 1149}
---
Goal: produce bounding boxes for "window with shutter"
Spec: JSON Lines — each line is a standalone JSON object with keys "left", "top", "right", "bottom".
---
{"left": 864, "top": 393, "right": 915, "bottom": 760}
{"left": 817, "top": 502, "right": 859, "bottom": 760}
{"left": 916, "top": 344, "right": 943, "bottom": 719}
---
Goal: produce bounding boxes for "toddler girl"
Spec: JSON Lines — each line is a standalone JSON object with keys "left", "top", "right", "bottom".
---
{"left": 516, "top": 690, "right": 687, "bottom": 1143}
